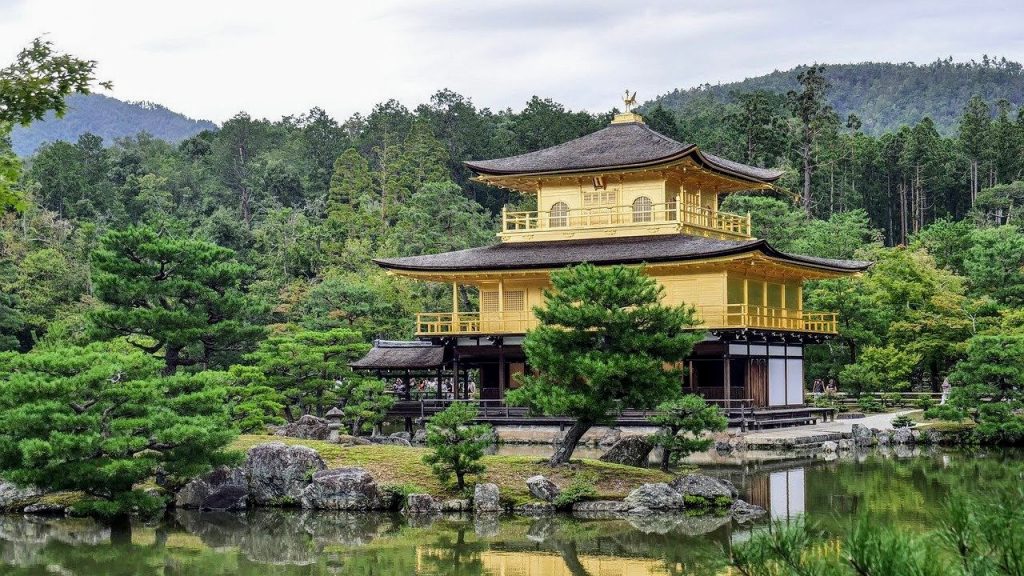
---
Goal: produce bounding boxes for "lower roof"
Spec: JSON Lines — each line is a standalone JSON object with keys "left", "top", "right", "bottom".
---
{"left": 374, "top": 234, "right": 871, "bottom": 275}
{"left": 350, "top": 340, "right": 446, "bottom": 370}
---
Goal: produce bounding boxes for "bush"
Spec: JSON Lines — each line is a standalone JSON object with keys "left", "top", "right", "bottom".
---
{"left": 915, "top": 396, "right": 936, "bottom": 411}
{"left": 890, "top": 414, "right": 915, "bottom": 428}
{"left": 422, "top": 402, "right": 492, "bottom": 490}
{"left": 858, "top": 396, "right": 883, "bottom": 413}
{"left": 552, "top": 476, "right": 598, "bottom": 510}
{"left": 881, "top": 392, "right": 904, "bottom": 408}
{"left": 649, "top": 395, "right": 727, "bottom": 471}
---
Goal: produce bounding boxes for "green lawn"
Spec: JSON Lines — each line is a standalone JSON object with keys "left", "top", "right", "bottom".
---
{"left": 231, "top": 435, "right": 674, "bottom": 504}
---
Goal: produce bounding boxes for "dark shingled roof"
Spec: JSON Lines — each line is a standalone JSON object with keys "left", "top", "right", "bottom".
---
{"left": 464, "top": 121, "right": 784, "bottom": 183}
{"left": 375, "top": 234, "right": 871, "bottom": 274}
{"left": 350, "top": 340, "right": 446, "bottom": 370}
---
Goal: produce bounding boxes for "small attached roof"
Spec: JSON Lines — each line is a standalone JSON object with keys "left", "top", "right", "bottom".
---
{"left": 464, "top": 120, "right": 783, "bottom": 183}
{"left": 375, "top": 234, "right": 871, "bottom": 275}
{"left": 350, "top": 340, "right": 446, "bottom": 370}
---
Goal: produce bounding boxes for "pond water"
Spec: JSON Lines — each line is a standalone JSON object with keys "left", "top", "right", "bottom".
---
{"left": 1, "top": 448, "right": 1021, "bottom": 575}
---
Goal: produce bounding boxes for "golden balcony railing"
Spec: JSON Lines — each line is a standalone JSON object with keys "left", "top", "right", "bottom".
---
{"left": 415, "top": 305, "right": 837, "bottom": 336}
{"left": 500, "top": 197, "right": 751, "bottom": 239}
{"left": 696, "top": 304, "right": 839, "bottom": 334}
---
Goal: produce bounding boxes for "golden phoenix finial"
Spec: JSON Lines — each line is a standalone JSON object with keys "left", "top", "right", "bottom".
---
{"left": 622, "top": 90, "right": 637, "bottom": 112}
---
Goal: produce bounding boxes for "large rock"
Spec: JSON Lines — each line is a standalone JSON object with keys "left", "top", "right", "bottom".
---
{"left": 624, "top": 483, "right": 684, "bottom": 511}
{"left": 821, "top": 441, "right": 838, "bottom": 453}
{"left": 670, "top": 474, "right": 737, "bottom": 505}
{"left": 440, "top": 498, "right": 471, "bottom": 512}
{"left": 515, "top": 502, "right": 555, "bottom": 516}
{"left": 599, "top": 436, "right": 654, "bottom": 467}
{"left": 731, "top": 499, "right": 767, "bottom": 522}
{"left": 412, "top": 429, "right": 428, "bottom": 444}
{"left": 473, "top": 483, "right": 501, "bottom": 513}
{"left": 200, "top": 485, "right": 248, "bottom": 512}
{"left": 175, "top": 466, "right": 246, "bottom": 509}
{"left": 366, "top": 436, "right": 412, "bottom": 447}
{"left": 0, "top": 481, "right": 44, "bottom": 512}
{"left": 300, "top": 468, "right": 389, "bottom": 510}
{"left": 526, "top": 475, "right": 560, "bottom": 502}
{"left": 404, "top": 493, "right": 441, "bottom": 515}
{"left": 851, "top": 424, "right": 874, "bottom": 447}
{"left": 597, "top": 428, "right": 622, "bottom": 448}
{"left": 891, "top": 428, "right": 915, "bottom": 445}
{"left": 245, "top": 443, "right": 326, "bottom": 506}
{"left": 275, "top": 415, "right": 331, "bottom": 440}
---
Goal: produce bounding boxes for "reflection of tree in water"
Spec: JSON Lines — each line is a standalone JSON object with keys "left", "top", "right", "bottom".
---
{"left": 417, "top": 526, "right": 487, "bottom": 576}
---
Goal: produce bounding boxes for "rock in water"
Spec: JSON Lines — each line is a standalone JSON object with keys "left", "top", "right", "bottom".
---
{"left": 440, "top": 498, "right": 471, "bottom": 512}
{"left": 851, "top": 424, "right": 874, "bottom": 447}
{"left": 175, "top": 466, "right": 246, "bottom": 509}
{"left": 821, "top": 441, "right": 839, "bottom": 453}
{"left": 200, "top": 485, "right": 249, "bottom": 512}
{"left": 0, "top": 481, "right": 44, "bottom": 512}
{"left": 624, "top": 483, "right": 684, "bottom": 511}
{"left": 404, "top": 493, "right": 441, "bottom": 515}
{"left": 891, "top": 428, "right": 915, "bottom": 445}
{"left": 597, "top": 428, "right": 622, "bottom": 447}
{"left": 473, "top": 483, "right": 501, "bottom": 513}
{"left": 301, "top": 468, "right": 388, "bottom": 510}
{"left": 245, "top": 443, "right": 326, "bottom": 506}
{"left": 599, "top": 436, "right": 654, "bottom": 467}
{"left": 515, "top": 502, "right": 555, "bottom": 516}
{"left": 731, "top": 499, "right": 767, "bottom": 522}
{"left": 526, "top": 475, "right": 561, "bottom": 502}
{"left": 669, "top": 474, "right": 737, "bottom": 504}
{"left": 275, "top": 415, "right": 331, "bottom": 440}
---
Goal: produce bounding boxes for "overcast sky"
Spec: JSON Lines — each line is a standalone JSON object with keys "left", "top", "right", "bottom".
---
{"left": 2, "top": 0, "right": 1023, "bottom": 124}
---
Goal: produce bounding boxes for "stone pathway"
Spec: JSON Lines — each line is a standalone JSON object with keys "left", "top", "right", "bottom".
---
{"left": 741, "top": 410, "right": 920, "bottom": 449}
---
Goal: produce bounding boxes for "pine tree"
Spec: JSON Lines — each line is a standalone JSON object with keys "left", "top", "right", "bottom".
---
{"left": 327, "top": 148, "right": 374, "bottom": 216}
{"left": 89, "top": 226, "right": 264, "bottom": 374}
{"left": 508, "top": 264, "right": 704, "bottom": 465}
{"left": 422, "top": 402, "right": 492, "bottom": 490}
{"left": 788, "top": 65, "right": 839, "bottom": 216}
{"left": 958, "top": 95, "right": 991, "bottom": 207}
{"left": 650, "top": 395, "right": 727, "bottom": 471}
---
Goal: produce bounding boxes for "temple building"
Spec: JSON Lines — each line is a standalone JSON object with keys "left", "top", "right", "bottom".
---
{"left": 352, "top": 103, "right": 869, "bottom": 416}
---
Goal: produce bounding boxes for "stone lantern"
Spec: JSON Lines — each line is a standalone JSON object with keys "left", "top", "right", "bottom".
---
{"left": 325, "top": 406, "right": 344, "bottom": 443}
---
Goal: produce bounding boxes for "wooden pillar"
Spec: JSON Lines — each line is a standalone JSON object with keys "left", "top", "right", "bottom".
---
{"left": 402, "top": 371, "right": 411, "bottom": 401}
{"left": 453, "top": 353, "right": 461, "bottom": 399}
{"left": 723, "top": 352, "right": 732, "bottom": 410}
{"left": 452, "top": 281, "right": 459, "bottom": 330}
{"left": 497, "top": 278, "right": 504, "bottom": 332}
{"left": 498, "top": 341, "right": 506, "bottom": 399}
{"left": 436, "top": 367, "right": 442, "bottom": 400}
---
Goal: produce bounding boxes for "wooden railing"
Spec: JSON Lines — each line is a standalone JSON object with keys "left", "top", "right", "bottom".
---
{"left": 415, "top": 305, "right": 838, "bottom": 336}
{"left": 501, "top": 197, "right": 751, "bottom": 239}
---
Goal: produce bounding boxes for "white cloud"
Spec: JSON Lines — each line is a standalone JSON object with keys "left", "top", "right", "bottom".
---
{"left": 1, "top": 0, "right": 1022, "bottom": 123}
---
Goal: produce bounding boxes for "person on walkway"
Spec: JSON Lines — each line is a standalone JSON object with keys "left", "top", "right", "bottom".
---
{"left": 812, "top": 378, "right": 824, "bottom": 394}
{"left": 940, "top": 377, "right": 951, "bottom": 405}
{"left": 825, "top": 377, "right": 837, "bottom": 394}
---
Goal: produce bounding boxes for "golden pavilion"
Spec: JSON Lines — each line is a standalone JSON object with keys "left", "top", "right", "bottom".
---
{"left": 353, "top": 102, "right": 868, "bottom": 419}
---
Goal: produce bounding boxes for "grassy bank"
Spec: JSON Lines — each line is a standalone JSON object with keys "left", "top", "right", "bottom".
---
{"left": 231, "top": 435, "right": 674, "bottom": 504}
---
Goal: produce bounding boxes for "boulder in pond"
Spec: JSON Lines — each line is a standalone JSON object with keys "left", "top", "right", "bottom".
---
{"left": 300, "top": 468, "right": 389, "bottom": 511}
{"left": 731, "top": 499, "right": 767, "bottom": 522}
{"left": 175, "top": 466, "right": 246, "bottom": 509}
{"left": 275, "top": 415, "right": 331, "bottom": 440}
{"left": 0, "top": 480, "right": 44, "bottom": 512}
{"left": 599, "top": 436, "right": 654, "bottom": 467}
{"left": 821, "top": 440, "right": 838, "bottom": 453}
{"left": 245, "top": 443, "right": 326, "bottom": 506}
{"left": 473, "top": 483, "right": 501, "bottom": 513}
{"left": 669, "top": 474, "right": 737, "bottom": 504}
{"left": 597, "top": 428, "right": 622, "bottom": 447}
{"left": 515, "top": 502, "right": 555, "bottom": 516}
{"left": 200, "top": 484, "right": 249, "bottom": 512}
{"left": 23, "top": 502, "right": 67, "bottom": 515}
{"left": 404, "top": 493, "right": 441, "bottom": 515}
{"left": 440, "top": 498, "right": 471, "bottom": 512}
{"left": 891, "top": 428, "right": 915, "bottom": 445}
{"left": 624, "top": 483, "right": 684, "bottom": 511}
{"left": 526, "top": 475, "right": 560, "bottom": 502}
{"left": 851, "top": 423, "right": 874, "bottom": 447}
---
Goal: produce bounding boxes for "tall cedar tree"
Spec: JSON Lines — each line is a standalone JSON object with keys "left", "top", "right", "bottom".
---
{"left": 788, "top": 65, "right": 839, "bottom": 216}
{"left": 90, "top": 226, "right": 263, "bottom": 375}
{"left": 0, "top": 342, "right": 237, "bottom": 524}
{"left": 422, "top": 402, "right": 492, "bottom": 490}
{"left": 509, "top": 264, "right": 704, "bottom": 465}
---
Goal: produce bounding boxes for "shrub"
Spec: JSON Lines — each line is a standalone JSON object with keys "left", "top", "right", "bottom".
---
{"left": 890, "top": 414, "right": 915, "bottom": 428}
{"left": 649, "top": 395, "right": 728, "bottom": 471}
{"left": 552, "top": 476, "right": 598, "bottom": 510}
{"left": 422, "top": 402, "right": 492, "bottom": 490}
{"left": 857, "top": 396, "right": 883, "bottom": 413}
{"left": 881, "top": 392, "right": 904, "bottom": 408}
{"left": 915, "top": 396, "right": 936, "bottom": 411}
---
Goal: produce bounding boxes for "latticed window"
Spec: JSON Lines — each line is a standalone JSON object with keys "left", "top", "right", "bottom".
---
{"left": 583, "top": 189, "right": 617, "bottom": 207}
{"left": 549, "top": 202, "right": 569, "bottom": 227}
{"left": 480, "top": 291, "right": 499, "bottom": 312}
{"left": 632, "top": 196, "right": 653, "bottom": 222}
{"left": 503, "top": 290, "right": 525, "bottom": 311}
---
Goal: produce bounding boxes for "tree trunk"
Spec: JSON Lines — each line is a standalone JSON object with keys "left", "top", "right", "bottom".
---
{"left": 163, "top": 345, "right": 182, "bottom": 376}
{"left": 549, "top": 420, "right": 592, "bottom": 466}
{"left": 802, "top": 142, "right": 813, "bottom": 217}
{"left": 109, "top": 515, "right": 133, "bottom": 546}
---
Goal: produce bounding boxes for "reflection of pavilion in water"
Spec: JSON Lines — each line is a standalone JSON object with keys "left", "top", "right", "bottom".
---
{"left": 416, "top": 549, "right": 668, "bottom": 576}
{"left": 749, "top": 466, "right": 807, "bottom": 520}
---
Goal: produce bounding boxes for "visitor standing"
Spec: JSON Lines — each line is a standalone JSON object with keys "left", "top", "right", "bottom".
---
{"left": 940, "top": 377, "right": 951, "bottom": 405}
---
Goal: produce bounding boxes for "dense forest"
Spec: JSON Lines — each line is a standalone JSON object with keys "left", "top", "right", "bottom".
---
{"left": 652, "top": 57, "right": 1024, "bottom": 135}
{"left": 3, "top": 42, "right": 1024, "bottom": 444}
{"left": 9, "top": 94, "right": 216, "bottom": 156}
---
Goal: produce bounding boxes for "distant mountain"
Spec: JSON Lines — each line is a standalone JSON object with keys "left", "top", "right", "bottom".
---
{"left": 650, "top": 58, "right": 1024, "bottom": 135}
{"left": 10, "top": 94, "right": 217, "bottom": 156}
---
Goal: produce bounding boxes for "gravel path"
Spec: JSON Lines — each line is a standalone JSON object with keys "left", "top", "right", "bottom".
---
{"left": 741, "top": 409, "right": 920, "bottom": 445}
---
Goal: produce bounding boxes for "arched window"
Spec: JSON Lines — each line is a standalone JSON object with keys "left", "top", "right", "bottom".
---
{"left": 549, "top": 202, "right": 569, "bottom": 227}
{"left": 632, "top": 196, "right": 653, "bottom": 222}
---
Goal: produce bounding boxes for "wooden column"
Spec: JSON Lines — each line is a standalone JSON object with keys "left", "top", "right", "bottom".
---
{"left": 452, "top": 281, "right": 459, "bottom": 330}
{"left": 498, "top": 340, "right": 506, "bottom": 399}
{"left": 723, "top": 352, "right": 732, "bottom": 410}
{"left": 497, "top": 278, "right": 504, "bottom": 332}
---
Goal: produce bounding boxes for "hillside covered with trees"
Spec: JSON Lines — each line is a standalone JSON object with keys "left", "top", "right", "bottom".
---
{"left": 9, "top": 93, "right": 216, "bottom": 156}
{"left": 651, "top": 58, "right": 1024, "bottom": 136}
